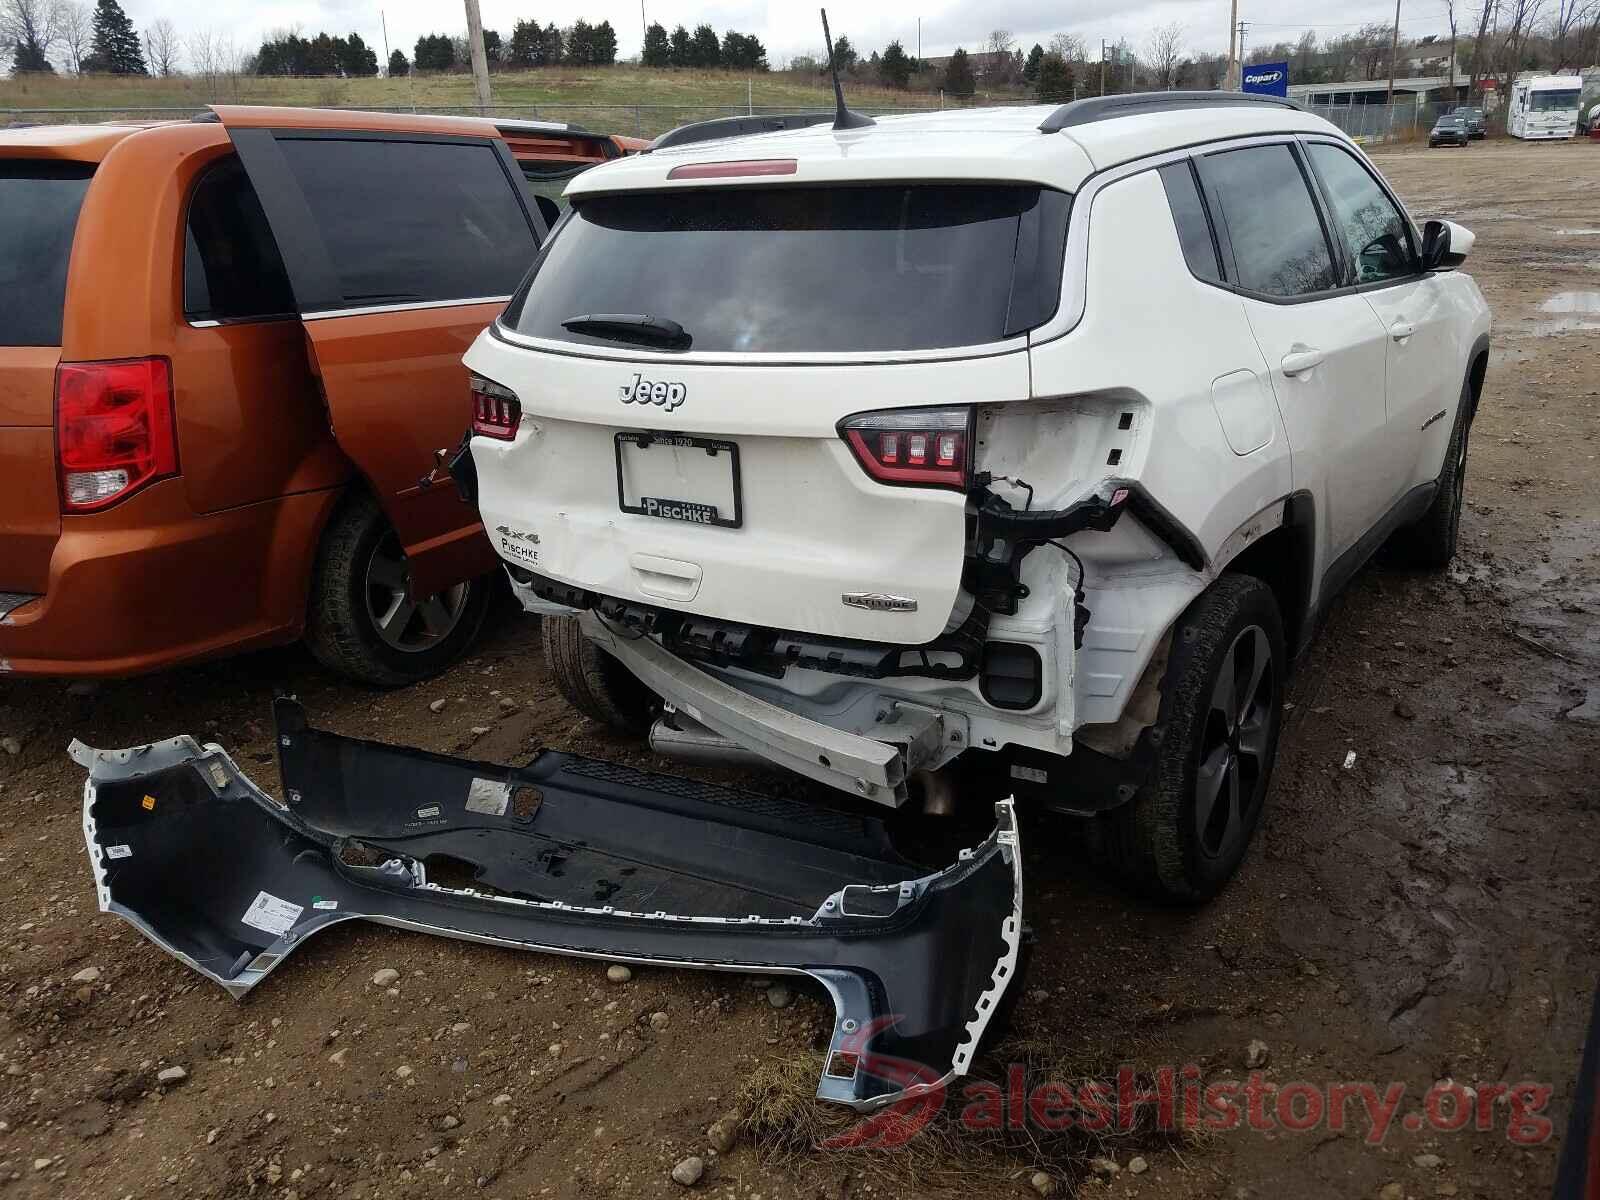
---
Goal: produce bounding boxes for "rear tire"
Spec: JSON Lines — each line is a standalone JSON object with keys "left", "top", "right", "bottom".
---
{"left": 305, "top": 493, "right": 491, "bottom": 688}
{"left": 541, "top": 614, "right": 657, "bottom": 736}
{"left": 1086, "top": 575, "right": 1285, "bottom": 904}
{"left": 1388, "top": 384, "right": 1471, "bottom": 569}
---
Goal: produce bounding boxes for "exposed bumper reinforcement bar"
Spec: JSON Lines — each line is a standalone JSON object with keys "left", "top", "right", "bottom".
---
{"left": 72, "top": 700, "right": 1022, "bottom": 1112}
{"left": 584, "top": 613, "right": 959, "bottom": 806}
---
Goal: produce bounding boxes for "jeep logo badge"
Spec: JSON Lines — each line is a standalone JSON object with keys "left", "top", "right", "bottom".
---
{"left": 619, "top": 373, "right": 686, "bottom": 411}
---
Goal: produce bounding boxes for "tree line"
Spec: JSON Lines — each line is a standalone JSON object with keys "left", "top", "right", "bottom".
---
{"left": 398, "top": 19, "right": 621, "bottom": 76}
{"left": 639, "top": 23, "right": 769, "bottom": 71}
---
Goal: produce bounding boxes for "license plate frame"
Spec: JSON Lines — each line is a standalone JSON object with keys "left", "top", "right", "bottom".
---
{"left": 614, "top": 431, "right": 743, "bottom": 529}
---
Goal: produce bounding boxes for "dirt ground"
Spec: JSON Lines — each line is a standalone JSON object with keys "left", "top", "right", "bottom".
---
{"left": 2, "top": 139, "right": 1598, "bottom": 1200}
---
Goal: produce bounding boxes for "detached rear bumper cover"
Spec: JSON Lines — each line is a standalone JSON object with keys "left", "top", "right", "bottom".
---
{"left": 73, "top": 700, "right": 1021, "bottom": 1111}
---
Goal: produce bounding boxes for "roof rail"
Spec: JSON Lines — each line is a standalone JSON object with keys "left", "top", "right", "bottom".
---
{"left": 1038, "top": 91, "right": 1302, "bottom": 133}
{"left": 650, "top": 112, "right": 833, "bottom": 152}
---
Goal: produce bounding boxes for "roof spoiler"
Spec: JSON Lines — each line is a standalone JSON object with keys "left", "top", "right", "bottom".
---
{"left": 650, "top": 111, "right": 834, "bottom": 152}
{"left": 1038, "top": 91, "right": 1303, "bottom": 133}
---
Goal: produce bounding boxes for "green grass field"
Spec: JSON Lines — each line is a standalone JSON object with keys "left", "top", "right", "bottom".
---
{"left": 0, "top": 66, "right": 996, "bottom": 136}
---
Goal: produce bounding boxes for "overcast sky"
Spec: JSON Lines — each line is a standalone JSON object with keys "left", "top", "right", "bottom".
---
{"left": 122, "top": 0, "right": 1459, "bottom": 67}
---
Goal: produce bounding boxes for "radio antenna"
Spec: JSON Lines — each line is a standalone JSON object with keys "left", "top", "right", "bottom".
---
{"left": 821, "top": 9, "right": 874, "bottom": 131}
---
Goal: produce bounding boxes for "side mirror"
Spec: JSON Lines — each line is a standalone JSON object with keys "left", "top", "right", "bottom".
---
{"left": 1421, "top": 219, "right": 1473, "bottom": 271}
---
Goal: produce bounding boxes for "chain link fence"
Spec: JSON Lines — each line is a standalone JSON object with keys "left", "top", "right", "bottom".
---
{"left": 1302, "top": 98, "right": 1491, "bottom": 145}
{"left": 1, "top": 100, "right": 1001, "bottom": 139}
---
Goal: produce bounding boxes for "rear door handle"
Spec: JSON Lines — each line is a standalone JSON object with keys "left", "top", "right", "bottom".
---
{"left": 1281, "top": 347, "right": 1325, "bottom": 378}
{"left": 1390, "top": 320, "right": 1415, "bottom": 341}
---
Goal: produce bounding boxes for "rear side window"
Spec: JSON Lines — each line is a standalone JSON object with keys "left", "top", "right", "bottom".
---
{"left": 277, "top": 138, "right": 536, "bottom": 306}
{"left": 506, "top": 184, "right": 1070, "bottom": 354}
{"left": 1158, "top": 161, "right": 1224, "bottom": 284}
{"left": 1197, "top": 145, "right": 1339, "bottom": 298}
{"left": 0, "top": 161, "right": 93, "bottom": 346}
{"left": 184, "top": 158, "right": 296, "bottom": 322}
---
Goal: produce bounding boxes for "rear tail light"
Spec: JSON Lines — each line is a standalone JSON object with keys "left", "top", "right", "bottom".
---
{"left": 840, "top": 407, "right": 972, "bottom": 489}
{"left": 471, "top": 374, "right": 521, "bottom": 441}
{"left": 55, "top": 358, "right": 178, "bottom": 513}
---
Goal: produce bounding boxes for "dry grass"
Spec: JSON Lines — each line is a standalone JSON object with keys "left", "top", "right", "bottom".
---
{"left": 733, "top": 1018, "right": 1207, "bottom": 1196}
{"left": 0, "top": 66, "right": 1006, "bottom": 137}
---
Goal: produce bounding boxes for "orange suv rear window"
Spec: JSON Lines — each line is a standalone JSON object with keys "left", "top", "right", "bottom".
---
{"left": 0, "top": 161, "right": 93, "bottom": 346}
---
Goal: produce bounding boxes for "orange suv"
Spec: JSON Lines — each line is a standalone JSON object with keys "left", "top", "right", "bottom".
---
{"left": 0, "top": 106, "right": 641, "bottom": 684}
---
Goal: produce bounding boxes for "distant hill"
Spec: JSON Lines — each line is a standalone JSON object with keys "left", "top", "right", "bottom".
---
{"left": 0, "top": 66, "right": 1019, "bottom": 137}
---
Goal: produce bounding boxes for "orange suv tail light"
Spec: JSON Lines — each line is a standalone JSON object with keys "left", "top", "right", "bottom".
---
{"left": 56, "top": 358, "right": 178, "bottom": 513}
{"left": 840, "top": 407, "right": 972, "bottom": 490}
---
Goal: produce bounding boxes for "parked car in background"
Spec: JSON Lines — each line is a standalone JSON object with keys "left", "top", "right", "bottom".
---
{"left": 1430, "top": 113, "right": 1471, "bottom": 147}
{"left": 0, "top": 106, "right": 637, "bottom": 684}
{"left": 1454, "top": 106, "right": 1487, "bottom": 138}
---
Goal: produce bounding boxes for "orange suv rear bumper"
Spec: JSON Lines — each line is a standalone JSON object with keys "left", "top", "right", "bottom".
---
{"left": 0, "top": 479, "right": 341, "bottom": 677}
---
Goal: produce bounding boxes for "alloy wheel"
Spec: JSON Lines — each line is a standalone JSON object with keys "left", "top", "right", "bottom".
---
{"left": 1194, "top": 625, "right": 1276, "bottom": 860}
{"left": 364, "top": 532, "right": 470, "bottom": 653}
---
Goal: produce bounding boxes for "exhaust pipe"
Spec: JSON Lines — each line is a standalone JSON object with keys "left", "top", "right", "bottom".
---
{"left": 649, "top": 707, "right": 768, "bottom": 769}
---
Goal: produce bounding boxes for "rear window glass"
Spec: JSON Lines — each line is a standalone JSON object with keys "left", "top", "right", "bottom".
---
{"left": 184, "top": 157, "right": 296, "bottom": 322}
{"left": 277, "top": 137, "right": 537, "bottom": 306}
{"left": 0, "top": 161, "right": 93, "bottom": 347}
{"left": 506, "top": 184, "right": 1070, "bottom": 353}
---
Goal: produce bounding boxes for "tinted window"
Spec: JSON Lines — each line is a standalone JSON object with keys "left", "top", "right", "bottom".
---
{"left": 1198, "top": 145, "right": 1338, "bottom": 298}
{"left": 1307, "top": 144, "right": 1414, "bottom": 285}
{"left": 278, "top": 138, "right": 536, "bottom": 305}
{"left": 0, "top": 161, "right": 93, "bottom": 346}
{"left": 184, "top": 158, "right": 296, "bottom": 321}
{"left": 1159, "top": 162, "right": 1223, "bottom": 284}
{"left": 521, "top": 159, "right": 593, "bottom": 214}
{"left": 508, "top": 185, "right": 1068, "bottom": 353}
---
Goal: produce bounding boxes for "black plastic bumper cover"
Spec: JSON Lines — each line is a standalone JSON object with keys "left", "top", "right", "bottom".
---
{"left": 72, "top": 700, "right": 1022, "bottom": 1112}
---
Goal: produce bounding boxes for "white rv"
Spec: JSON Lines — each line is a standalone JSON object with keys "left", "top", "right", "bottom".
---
{"left": 1508, "top": 75, "right": 1583, "bottom": 139}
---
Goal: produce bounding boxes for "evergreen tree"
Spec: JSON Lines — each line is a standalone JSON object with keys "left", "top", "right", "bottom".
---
{"left": 305, "top": 32, "right": 337, "bottom": 75}
{"left": 591, "top": 20, "right": 617, "bottom": 65}
{"left": 641, "top": 22, "right": 670, "bottom": 67}
{"left": 564, "top": 19, "right": 594, "bottom": 64}
{"left": 942, "top": 47, "right": 974, "bottom": 96}
{"left": 336, "top": 32, "right": 378, "bottom": 77}
{"left": 12, "top": 37, "right": 54, "bottom": 73}
{"left": 507, "top": 18, "right": 539, "bottom": 67}
{"left": 878, "top": 39, "right": 911, "bottom": 87}
{"left": 688, "top": 23, "right": 719, "bottom": 67}
{"left": 667, "top": 25, "right": 689, "bottom": 67}
{"left": 1023, "top": 43, "right": 1044, "bottom": 83}
{"left": 87, "top": 0, "right": 147, "bottom": 75}
{"left": 1035, "top": 52, "right": 1074, "bottom": 102}
{"left": 720, "top": 31, "right": 769, "bottom": 71}
{"left": 388, "top": 48, "right": 408, "bottom": 77}
{"left": 831, "top": 35, "right": 857, "bottom": 70}
{"left": 482, "top": 29, "right": 502, "bottom": 66}
{"left": 537, "top": 23, "right": 561, "bottom": 66}
{"left": 412, "top": 33, "right": 455, "bottom": 71}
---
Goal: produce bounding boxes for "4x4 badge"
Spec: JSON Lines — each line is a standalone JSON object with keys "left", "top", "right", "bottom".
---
{"left": 619, "top": 373, "right": 687, "bottom": 411}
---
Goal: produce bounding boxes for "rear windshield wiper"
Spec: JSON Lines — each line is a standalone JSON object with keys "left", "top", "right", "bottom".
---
{"left": 561, "top": 313, "right": 690, "bottom": 349}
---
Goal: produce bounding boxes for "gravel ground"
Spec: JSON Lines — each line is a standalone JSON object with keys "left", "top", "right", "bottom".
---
{"left": 1, "top": 138, "right": 1597, "bottom": 1200}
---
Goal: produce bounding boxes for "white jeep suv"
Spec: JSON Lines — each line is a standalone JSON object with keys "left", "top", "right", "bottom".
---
{"left": 462, "top": 93, "right": 1491, "bottom": 902}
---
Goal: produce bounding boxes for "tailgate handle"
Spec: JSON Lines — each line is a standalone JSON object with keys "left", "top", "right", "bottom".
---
{"left": 631, "top": 554, "right": 703, "bottom": 603}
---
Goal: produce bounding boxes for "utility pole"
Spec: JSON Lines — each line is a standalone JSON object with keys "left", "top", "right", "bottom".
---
{"left": 1100, "top": 38, "right": 1108, "bottom": 96}
{"left": 917, "top": 17, "right": 921, "bottom": 65}
{"left": 1384, "top": 0, "right": 1402, "bottom": 112}
{"left": 464, "top": 0, "right": 493, "bottom": 113}
{"left": 640, "top": 0, "right": 647, "bottom": 48}
{"left": 1226, "top": 0, "right": 1238, "bottom": 89}
{"left": 380, "top": 9, "right": 390, "bottom": 72}
{"left": 1237, "top": 21, "right": 1249, "bottom": 75}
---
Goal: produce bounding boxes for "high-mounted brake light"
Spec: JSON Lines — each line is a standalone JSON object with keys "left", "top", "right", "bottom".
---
{"left": 840, "top": 407, "right": 972, "bottom": 490}
{"left": 470, "top": 374, "right": 521, "bottom": 441}
{"left": 667, "top": 158, "right": 798, "bottom": 181}
{"left": 56, "top": 358, "right": 178, "bottom": 513}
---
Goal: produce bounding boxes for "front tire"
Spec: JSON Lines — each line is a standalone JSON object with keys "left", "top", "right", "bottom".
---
{"left": 1388, "top": 383, "right": 1471, "bottom": 569}
{"left": 305, "top": 493, "right": 491, "bottom": 687}
{"left": 1087, "top": 575, "right": 1285, "bottom": 904}
{"left": 541, "top": 614, "right": 657, "bottom": 736}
